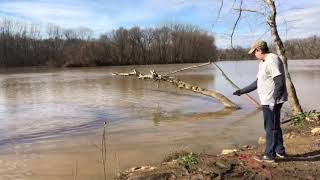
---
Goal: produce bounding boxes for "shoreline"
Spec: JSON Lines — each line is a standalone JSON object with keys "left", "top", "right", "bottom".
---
{"left": 1, "top": 59, "right": 320, "bottom": 69}
{"left": 118, "top": 112, "right": 320, "bottom": 180}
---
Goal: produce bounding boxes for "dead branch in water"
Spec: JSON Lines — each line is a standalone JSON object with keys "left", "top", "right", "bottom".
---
{"left": 112, "top": 65, "right": 240, "bottom": 109}
{"left": 164, "top": 62, "right": 211, "bottom": 76}
{"left": 212, "top": 62, "right": 261, "bottom": 108}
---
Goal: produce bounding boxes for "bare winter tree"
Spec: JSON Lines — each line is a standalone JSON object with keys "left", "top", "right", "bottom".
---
{"left": 228, "top": 0, "right": 303, "bottom": 115}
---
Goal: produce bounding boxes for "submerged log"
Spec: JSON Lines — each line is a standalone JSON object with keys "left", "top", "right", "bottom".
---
{"left": 112, "top": 68, "right": 240, "bottom": 109}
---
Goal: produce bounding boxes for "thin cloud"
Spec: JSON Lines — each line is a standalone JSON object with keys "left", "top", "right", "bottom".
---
{"left": 215, "top": 0, "right": 320, "bottom": 47}
{"left": 277, "top": 1, "right": 320, "bottom": 39}
{"left": 0, "top": 0, "right": 115, "bottom": 32}
{"left": 0, "top": 0, "right": 318, "bottom": 47}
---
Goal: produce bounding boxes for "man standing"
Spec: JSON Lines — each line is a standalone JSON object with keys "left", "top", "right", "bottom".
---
{"left": 233, "top": 40, "right": 287, "bottom": 162}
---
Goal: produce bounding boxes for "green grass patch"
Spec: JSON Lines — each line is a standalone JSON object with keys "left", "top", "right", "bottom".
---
{"left": 291, "top": 110, "right": 320, "bottom": 126}
{"left": 177, "top": 152, "right": 198, "bottom": 168}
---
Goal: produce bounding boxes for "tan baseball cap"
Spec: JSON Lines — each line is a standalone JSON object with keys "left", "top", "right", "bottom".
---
{"left": 248, "top": 40, "right": 268, "bottom": 54}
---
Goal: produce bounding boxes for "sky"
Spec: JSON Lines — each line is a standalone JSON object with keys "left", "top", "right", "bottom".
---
{"left": 0, "top": 0, "right": 319, "bottom": 48}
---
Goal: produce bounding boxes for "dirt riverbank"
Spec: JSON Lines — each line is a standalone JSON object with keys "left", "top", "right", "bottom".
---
{"left": 118, "top": 112, "right": 320, "bottom": 180}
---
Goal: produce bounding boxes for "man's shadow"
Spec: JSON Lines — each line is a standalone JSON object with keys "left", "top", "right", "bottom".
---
{"left": 278, "top": 150, "right": 320, "bottom": 162}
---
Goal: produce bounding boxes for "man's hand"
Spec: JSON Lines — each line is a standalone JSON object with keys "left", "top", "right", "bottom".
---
{"left": 269, "top": 103, "right": 275, "bottom": 111}
{"left": 233, "top": 90, "right": 242, "bottom": 96}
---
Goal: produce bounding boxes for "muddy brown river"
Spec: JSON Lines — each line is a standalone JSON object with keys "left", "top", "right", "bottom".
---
{"left": 0, "top": 60, "right": 319, "bottom": 179}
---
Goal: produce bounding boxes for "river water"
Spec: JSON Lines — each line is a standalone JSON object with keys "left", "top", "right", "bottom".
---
{"left": 0, "top": 60, "right": 319, "bottom": 179}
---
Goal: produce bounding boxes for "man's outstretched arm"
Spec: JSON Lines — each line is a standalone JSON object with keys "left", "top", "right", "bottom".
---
{"left": 233, "top": 79, "right": 257, "bottom": 96}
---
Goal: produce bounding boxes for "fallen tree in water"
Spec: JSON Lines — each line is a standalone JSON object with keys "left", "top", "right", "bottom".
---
{"left": 112, "top": 63, "right": 240, "bottom": 109}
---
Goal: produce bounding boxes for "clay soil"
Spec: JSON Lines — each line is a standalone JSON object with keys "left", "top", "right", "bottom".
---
{"left": 118, "top": 116, "right": 320, "bottom": 180}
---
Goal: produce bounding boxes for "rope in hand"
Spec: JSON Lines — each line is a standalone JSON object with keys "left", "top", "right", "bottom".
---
{"left": 237, "top": 152, "right": 273, "bottom": 180}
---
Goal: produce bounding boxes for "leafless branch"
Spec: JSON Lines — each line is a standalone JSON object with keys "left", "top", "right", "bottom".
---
{"left": 232, "top": 7, "right": 266, "bottom": 16}
{"left": 215, "top": 0, "right": 224, "bottom": 22}
{"left": 258, "top": 28, "right": 271, "bottom": 39}
{"left": 283, "top": 18, "right": 288, "bottom": 41}
{"left": 164, "top": 62, "right": 211, "bottom": 76}
{"left": 212, "top": 62, "right": 260, "bottom": 108}
{"left": 230, "top": 0, "right": 243, "bottom": 49}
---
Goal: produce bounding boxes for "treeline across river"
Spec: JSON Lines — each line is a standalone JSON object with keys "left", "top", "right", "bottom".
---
{"left": 218, "top": 35, "right": 320, "bottom": 60}
{"left": 0, "top": 18, "right": 216, "bottom": 67}
{"left": 0, "top": 17, "right": 319, "bottom": 67}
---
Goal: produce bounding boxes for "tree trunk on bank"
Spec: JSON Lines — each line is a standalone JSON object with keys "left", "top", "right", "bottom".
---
{"left": 264, "top": 0, "right": 303, "bottom": 115}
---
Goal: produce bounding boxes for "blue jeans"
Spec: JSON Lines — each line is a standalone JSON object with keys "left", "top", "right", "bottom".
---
{"left": 262, "top": 103, "right": 285, "bottom": 159}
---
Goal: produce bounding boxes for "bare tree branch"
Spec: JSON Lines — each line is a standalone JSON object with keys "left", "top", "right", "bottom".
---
{"left": 258, "top": 28, "right": 271, "bottom": 40}
{"left": 228, "top": 0, "right": 303, "bottom": 114}
{"left": 212, "top": 62, "right": 260, "bottom": 108}
{"left": 232, "top": 7, "right": 266, "bottom": 16}
{"left": 164, "top": 62, "right": 211, "bottom": 76}
{"left": 215, "top": 0, "right": 224, "bottom": 22}
{"left": 230, "top": 0, "right": 243, "bottom": 49}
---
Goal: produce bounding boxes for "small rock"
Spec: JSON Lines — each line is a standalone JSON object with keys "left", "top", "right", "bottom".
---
{"left": 258, "top": 137, "right": 266, "bottom": 145}
{"left": 162, "top": 159, "right": 178, "bottom": 166}
{"left": 307, "top": 175, "right": 316, "bottom": 180}
{"left": 290, "top": 134, "right": 296, "bottom": 138}
{"left": 215, "top": 174, "right": 222, "bottom": 180}
{"left": 130, "top": 167, "right": 139, "bottom": 171}
{"left": 129, "top": 166, "right": 156, "bottom": 172}
{"left": 240, "top": 144, "right": 255, "bottom": 150}
{"left": 168, "top": 174, "right": 177, "bottom": 180}
{"left": 127, "top": 172, "right": 175, "bottom": 180}
{"left": 220, "top": 149, "right": 237, "bottom": 155}
{"left": 190, "top": 174, "right": 204, "bottom": 180}
{"left": 311, "top": 127, "right": 320, "bottom": 135}
{"left": 185, "top": 84, "right": 192, "bottom": 89}
{"left": 283, "top": 133, "right": 295, "bottom": 139}
{"left": 241, "top": 145, "right": 249, "bottom": 149}
{"left": 201, "top": 170, "right": 210, "bottom": 175}
{"left": 306, "top": 117, "right": 314, "bottom": 122}
{"left": 215, "top": 161, "right": 228, "bottom": 169}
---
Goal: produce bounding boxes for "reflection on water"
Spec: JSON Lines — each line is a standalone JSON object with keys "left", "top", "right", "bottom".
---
{"left": 152, "top": 107, "right": 234, "bottom": 125}
{"left": 0, "top": 60, "right": 319, "bottom": 179}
